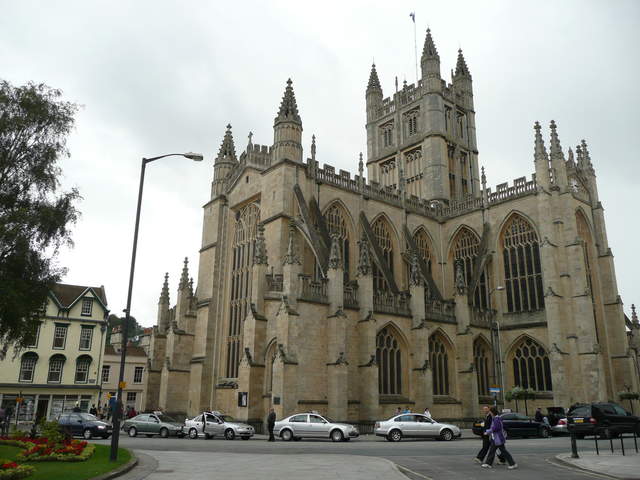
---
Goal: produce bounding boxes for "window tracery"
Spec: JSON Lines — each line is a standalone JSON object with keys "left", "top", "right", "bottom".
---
{"left": 372, "top": 217, "right": 394, "bottom": 293}
{"left": 226, "top": 203, "right": 260, "bottom": 379}
{"left": 324, "top": 203, "right": 350, "bottom": 279}
{"left": 376, "top": 327, "right": 402, "bottom": 395}
{"left": 474, "top": 338, "right": 491, "bottom": 395}
{"left": 430, "top": 333, "right": 450, "bottom": 395}
{"left": 452, "top": 227, "right": 489, "bottom": 309}
{"left": 511, "top": 337, "right": 552, "bottom": 391}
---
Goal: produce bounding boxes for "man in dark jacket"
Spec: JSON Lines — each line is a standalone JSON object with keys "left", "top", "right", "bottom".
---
{"left": 475, "top": 406, "right": 505, "bottom": 464}
{"left": 534, "top": 407, "right": 544, "bottom": 423}
{"left": 267, "top": 408, "right": 276, "bottom": 442}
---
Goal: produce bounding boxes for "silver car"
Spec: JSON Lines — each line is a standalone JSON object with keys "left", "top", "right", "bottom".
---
{"left": 184, "top": 411, "right": 254, "bottom": 440}
{"left": 375, "top": 413, "right": 461, "bottom": 441}
{"left": 274, "top": 413, "right": 359, "bottom": 442}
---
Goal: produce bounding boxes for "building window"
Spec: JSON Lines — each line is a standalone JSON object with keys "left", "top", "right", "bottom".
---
{"left": 79, "top": 326, "right": 93, "bottom": 350}
{"left": 81, "top": 298, "right": 93, "bottom": 316}
{"left": 371, "top": 217, "right": 394, "bottom": 293}
{"left": 74, "top": 355, "right": 91, "bottom": 383}
{"left": 226, "top": 203, "right": 260, "bottom": 379}
{"left": 406, "top": 109, "right": 419, "bottom": 136}
{"left": 19, "top": 353, "right": 38, "bottom": 383}
{"left": 47, "top": 355, "right": 66, "bottom": 383}
{"left": 444, "top": 106, "right": 452, "bottom": 132}
{"left": 323, "top": 203, "right": 350, "bottom": 279}
{"left": 133, "top": 366, "right": 144, "bottom": 384}
{"left": 511, "top": 337, "right": 552, "bottom": 391}
{"left": 376, "top": 327, "right": 402, "bottom": 395}
{"left": 52, "top": 324, "right": 68, "bottom": 349}
{"left": 452, "top": 227, "right": 489, "bottom": 309}
{"left": 474, "top": 338, "right": 492, "bottom": 396}
{"left": 27, "top": 323, "right": 41, "bottom": 348}
{"left": 379, "top": 158, "right": 398, "bottom": 189}
{"left": 456, "top": 110, "right": 465, "bottom": 139}
{"left": 101, "top": 365, "right": 110, "bottom": 383}
{"left": 430, "top": 334, "right": 450, "bottom": 395}
{"left": 501, "top": 214, "right": 544, "bottom": 312}
{"left": 381, "top": 123, "right": 394, "bottom": 147}
{"left": 126, "top": 392, "right": 137, "bottom": 404}
{"left": 413, "top": 229, "right": 432, "bottom": 272}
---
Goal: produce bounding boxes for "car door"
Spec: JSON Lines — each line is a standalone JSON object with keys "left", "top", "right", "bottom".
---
{"left": 204, "top": 414, "right": 218, "bottom": 436}
{"left": 191, "top": 414, "right": 203, "bottom": 435}
{"left": 148, "top": 415, "right": 161, "bottom": 434}
{"left": 289, "top": 414, "right": 309, "bottom": 436}
{"left": 393, "top": 415, "right": 413, "bottom": 436}
{"left": 69, "top": 413, "right": 83, "bottom": 435}
{"left": 611, "top": 404, "right": 634, "bottom": 433}
{"left": 412, "top": 414, "right": 433, "bottom": 437}
{"left": 133, "top": 414, "right": 148, "bottom": 433}
{"left": 210, "top": 415, "right": 225, "bottom": 436}
{"left": 309, "top": 415, "right": 329, "bottom": 437}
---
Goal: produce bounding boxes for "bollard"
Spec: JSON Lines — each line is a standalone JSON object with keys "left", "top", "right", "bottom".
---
{"left": 570, "top": 433, "right": 579, "bottom": 459}
{"left": 609, "top": 435, "right": 614, "bottom": 454}
{"left": 594, "top": 434, "right": 599, "bottom": 455}
{"left": 621, "top": 435, "right": 625, "bottom": 456}
{"left": 634, "top": 429, "right": 638, "bottom": 453}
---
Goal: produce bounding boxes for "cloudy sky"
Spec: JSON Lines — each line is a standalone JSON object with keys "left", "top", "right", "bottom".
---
{"left": 2, "top": 0, "right": 639, "bottom": 327}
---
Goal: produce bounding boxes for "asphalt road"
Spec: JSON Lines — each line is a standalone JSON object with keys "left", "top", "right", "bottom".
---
{"left": 93, "top": 433, "right": 632, "bottom": 480}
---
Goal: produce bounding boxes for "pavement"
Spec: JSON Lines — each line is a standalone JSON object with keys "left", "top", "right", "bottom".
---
{"left": 94, "top": 432, "right": 640, "bottom": 480}
{"left": 556, "top": 452, "right": 640, "bottom": 480}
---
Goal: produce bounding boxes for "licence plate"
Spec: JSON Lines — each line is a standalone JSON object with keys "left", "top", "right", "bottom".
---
{"left": 574, "top": 418, "right": 584, "bottom": 423}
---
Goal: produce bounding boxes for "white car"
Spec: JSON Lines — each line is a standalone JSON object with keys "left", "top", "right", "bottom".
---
{"left": 184, "top": 411, "right": 254, "bottom": 440}
{"left": 274, "top": 413, "right": 359, "bottom": 442}
{"left": 375, "top": 413, "right": 461, "bottom": 441}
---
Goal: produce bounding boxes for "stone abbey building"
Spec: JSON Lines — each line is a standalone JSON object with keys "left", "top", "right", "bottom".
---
{"left": 145, "top": 29, "right": 639, "bottom": 426}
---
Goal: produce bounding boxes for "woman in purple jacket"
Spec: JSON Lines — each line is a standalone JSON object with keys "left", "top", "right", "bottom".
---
{"left": 481, "top": 407, "right": 518, "bottom": 469}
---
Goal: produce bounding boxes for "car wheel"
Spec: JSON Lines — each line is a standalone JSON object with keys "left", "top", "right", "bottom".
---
{"left": 331, "top": 429, "right": 344, "bottom": 442}
{"left": 225, "top": 429, "right": 236, "bottom": 440}
{"left": 539, "top": 427, "right": 550, "bottom": 439}
{"left": 189, "top": 428, "right": 198, "bottom": 439}
{"left": 83, "top": 429, "right": 93, "bottom": 440}
{"left": 159, "top": 427, "right": 169, "bottom": 438}
{"left": 388, "top": 429, "right": 402, "bottom": 442}
{"left": 145, "top": 434, "right": 153, "bottom": 438}
{"left": 128, "top": 427, "right": 137, "bottom": 437}
{"left": 280, "top": 429, "right": 293, "bottom": 441}
{"left": 440, "top": 429, "right": 453, "bottom": 441}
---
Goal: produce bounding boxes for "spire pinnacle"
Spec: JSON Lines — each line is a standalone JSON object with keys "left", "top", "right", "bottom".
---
{"left": 159, "top": 272, "right": 170, "bottom": 304}
{"left": 179, "top": 257, "right": 190, "bottom": 290}
{"left": 189, "top": 277, "right": 194, "bottom": 297}
{"left": 534, "top": 121, "right": 549, "bottom": 162}
{"left": 215, "top": 124, "right": 237, "bottom": 163}
{"left": 580, "top": 139, "right": 594, "bottom": 173}
{"left": 275, "top": 78, "right": 301, "bottom": 125}
{"left": 328, "top": 233, "right": 342, "bottom": 270}
{"left": 422, "top": 28, "right": 439, "bottom": 59}
{"left": 454, "top": 49, "right": 471, "bottom": 78}
{"left": 357, "top": 235, "right": 372, "bottom": 277}
{"left": 367, "top": 63, "right": 382, "bottom": 91}
{"left": 632, "top": 304, "right": 638, "bottom": 325}
{"left": 549, "top": 120, "right": 567, "bottom": 187}
{"left": 283, "top": 220, "right": 301, "bottom": 265}
{"left": 567, "top": 147, "right": 576, "bottom": 168}
{"left": 253, "top": 224, "right": 268, "bottom": 265}
{"left": 311, "top": 134, "right": 316, "bottom": 161}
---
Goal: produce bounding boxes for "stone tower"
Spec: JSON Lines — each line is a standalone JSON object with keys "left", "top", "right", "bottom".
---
{"left": 365, "top": 29, "right": 480, "bottom": 204}
{"left": 272, "top": 79, "right": 303, "bottom": 164}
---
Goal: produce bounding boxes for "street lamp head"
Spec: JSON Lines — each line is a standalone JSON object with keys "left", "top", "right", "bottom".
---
{"left": 183, "top": 152, "right": 204, "bottom": 161}
{"left": 496, "top": 286, "right": 505, "bottom": 291}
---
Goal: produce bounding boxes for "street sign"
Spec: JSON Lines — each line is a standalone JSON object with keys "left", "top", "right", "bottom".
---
{"left": 489, "top": 387, "right": 501, "bottom": 394}
{"left": 119, "top": 381, "right": 127, "bottom": 389}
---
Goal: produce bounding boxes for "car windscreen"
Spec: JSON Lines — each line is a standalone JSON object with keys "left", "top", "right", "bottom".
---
{"left": 322, "top": 416, "right": 334, "bottom": 423}
{"left": 156, "top": 415, "right": 177, "bottom": 423}
{"left": 220, "top": 415, "right": 234, "bottom": 422}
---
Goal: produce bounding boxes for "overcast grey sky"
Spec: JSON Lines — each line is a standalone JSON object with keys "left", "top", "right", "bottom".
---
{"left": 2, "top": 0, "right": 638, "bottom": 327}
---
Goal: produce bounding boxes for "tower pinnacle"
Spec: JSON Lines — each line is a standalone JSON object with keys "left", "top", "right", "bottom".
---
{"left": 367, "top": 64, "right": 382, "bottom": 91}
{"left": 422, "top": 28, "right": 439, "bottom": 59}
{"left": 159, "top": 272, "right": 170, "bottom": 304}
{"left": 534, "top": 121, "right": 551, "bottom": 188}
{"left": 275, "top": 78, "right": 301, "bottom": 125}
{"left": 179, "top": 257, "right": 190, "bottom": 290}
{"left": 454, "top": 49, "right": 471, "bottom": 78}
{"left": 215, "top": 124, "right": 237, "bottom": 163}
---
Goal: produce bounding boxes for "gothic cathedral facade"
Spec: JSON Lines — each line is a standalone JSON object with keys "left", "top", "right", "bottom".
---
{"left": 145, "top": 29, "right": 639, "bottom": 426}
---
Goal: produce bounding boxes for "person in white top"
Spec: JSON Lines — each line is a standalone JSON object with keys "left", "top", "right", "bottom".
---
{"left": 423, "top": 407, "right": 432, "bottom": 419}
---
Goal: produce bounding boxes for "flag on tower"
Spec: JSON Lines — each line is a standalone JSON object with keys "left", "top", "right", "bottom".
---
{"left": 409, "top": 12, "right": 415, "bottom": 23}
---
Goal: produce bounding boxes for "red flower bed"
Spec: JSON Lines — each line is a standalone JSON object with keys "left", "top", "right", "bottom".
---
{"left": 0, "top": 437, "right": 93, "bottom": 462}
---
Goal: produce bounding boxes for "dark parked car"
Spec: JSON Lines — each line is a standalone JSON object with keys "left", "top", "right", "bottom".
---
{"left": 58, "top": 412, "right": 112, "bottom": 439}
{"left": 567, "top": 402, "right": 640, "bottom": 439}
{"left": 546, "top": 407, "right": 566, "bottom": 427}
{"left": 472, "top": 412, "right": 550, "bottom": 438}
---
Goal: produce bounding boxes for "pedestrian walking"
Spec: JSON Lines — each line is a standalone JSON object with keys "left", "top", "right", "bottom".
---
{"left": 481, "top": 407, "right": 517, "bottom": 469}
{"left": 423, "top": 407, "right": 431, "bottom": 419}
{"left": 267, "top": 408, "right": 276, "bottom": 442}
{"left": 474, "top": 406, "right": 504, "bottom": 465}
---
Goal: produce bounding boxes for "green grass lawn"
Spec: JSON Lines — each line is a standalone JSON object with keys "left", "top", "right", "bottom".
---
{"left": 0, "top": 444, "right": 131, "bottom": 480}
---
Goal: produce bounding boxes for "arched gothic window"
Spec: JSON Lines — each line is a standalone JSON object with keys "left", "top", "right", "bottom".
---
{"left": 413, "top": 229, "right": 432, "bottom": 272}
{"left": 511, "top": 337, "right": 552, "bottom": 391}
{"left": 376, "top": 327, "right": 402, "bottom": 395}
{"left": 474, "top": 338, "right": 492, "bottom": 396}
{"left": 324, "top": 203, "right": 350, "bottom": 279}
{"left": 264, "top": 342, "right": 277, "bottom": 395}
{"left": 74, "top": 355, "right": 92, "bottom": 383}
{"left": 47, "top": 354, "right": 65, "bottom": 383}
{"left": 430, "top": 333, "right": 450, "bottom": 396}
{"left": 19, "top": 352, "right": 38, "bottom": 382}
{"left": 226, "top": 203, "right": 260, "bottom": 379}
{"left": 452, "top": 227, "right": 489, "bottom": 309}
{"left": 372, "top": 217, "right": 394, "bottom": 293}
{"left": 501, "top": 214, "right": 544, "bottom": 312}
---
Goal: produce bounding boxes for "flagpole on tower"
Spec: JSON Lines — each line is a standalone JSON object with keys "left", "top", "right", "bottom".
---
{"left": 410, "top": 12, "right": 418, "bottom": 84}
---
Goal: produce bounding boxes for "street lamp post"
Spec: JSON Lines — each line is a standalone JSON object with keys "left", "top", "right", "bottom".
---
{"left": 488, "top": 286, "right": 505, "bottom": 406}
{"left": 109, "top": 152, "right": 203, "bottom": 462}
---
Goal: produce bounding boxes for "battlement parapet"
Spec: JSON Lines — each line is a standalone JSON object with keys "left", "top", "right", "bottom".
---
{"left": 487, "top": 175, "right": 536, "bottom": 205}
{"left": 375, "top": 80, "right": 423, "bottom": 119}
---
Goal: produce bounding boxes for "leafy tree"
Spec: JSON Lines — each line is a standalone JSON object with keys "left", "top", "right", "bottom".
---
{"left": 0, "top": 80, "right": 80, "bottom": 355}
{"left": 106, "top": 314, "right": 144, "bottom": 345}
{"left": 505, "top": 386, "right": 536, "bottom": 415}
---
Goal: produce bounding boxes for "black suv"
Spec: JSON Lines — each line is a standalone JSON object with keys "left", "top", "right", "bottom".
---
{"left": 58, "top": 412, "right": 113, "bottom": 439}
{"left": 567, "top": 402, "right": 640, "bottom": 439}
